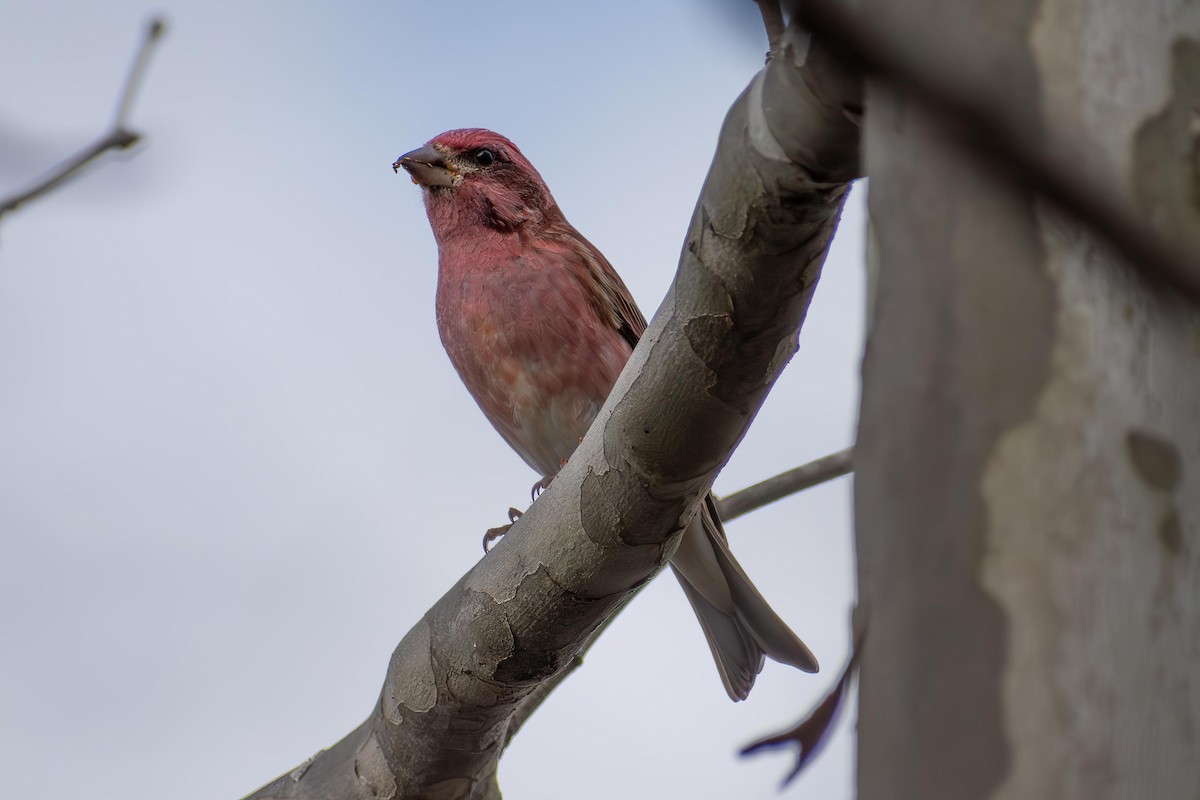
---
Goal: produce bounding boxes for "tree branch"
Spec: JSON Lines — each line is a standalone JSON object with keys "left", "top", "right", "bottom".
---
{"left": 241, "top": 18, "right": 862, "bottom": 800}
{"left": 755, "top": 0, "right": 786, "bottom": 58}
{"left": 0, "top": 17, "right": 165, "bottom": 225}
{"left": 718, "top": 446, "right": 853, "bottom": 521}
{"left": 790, "top": 0, "right": 1200, "bottom": 304}
{"left": 504, "top": 446, "right": 857, "bottom": 743}
{"left": 503, "top": 447, "right": 856, "bottom": 747}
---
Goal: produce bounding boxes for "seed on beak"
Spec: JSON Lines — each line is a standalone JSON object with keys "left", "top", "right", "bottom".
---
{"left": 393, "top": 144, "right": 458, "bottom": 188}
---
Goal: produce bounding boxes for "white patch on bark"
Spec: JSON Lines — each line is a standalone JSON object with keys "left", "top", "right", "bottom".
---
{"left": 981, "top": 209, "right": 1200, "bottom": 799}
{"left": 983, "top": 5, "right": 1200, "bottom": 794}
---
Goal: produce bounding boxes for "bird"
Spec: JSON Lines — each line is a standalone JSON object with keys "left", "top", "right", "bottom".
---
{"left": 394, "top": 128, "right": 817, "bottom": 700}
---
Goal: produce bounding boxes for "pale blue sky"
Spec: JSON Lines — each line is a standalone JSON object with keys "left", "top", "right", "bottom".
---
{"left": 0, "top": 2, "right": 864, "bottom": 797}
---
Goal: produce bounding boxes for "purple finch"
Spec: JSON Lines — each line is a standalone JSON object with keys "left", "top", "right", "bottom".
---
{"left": 395, "top": 128, "right": 817, "bottom": 700}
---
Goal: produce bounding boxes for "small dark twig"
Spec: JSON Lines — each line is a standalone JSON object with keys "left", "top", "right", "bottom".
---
{"left": 792, "top": 0, "right": 1200, "bottom": 305}
{"left": 755, "top": 0, "right": 786, "bottom": 59}
{"left": 111, "top": 17, "right": 165, "bottom": 129}
{"left": 718, "top": 447, "right": 853, "bottom": 521}
{"left": 0, "top": 17, "right": 166, "bottom": 224}
{"left": 740, "top": 623, "right": 865, "bottom": 787}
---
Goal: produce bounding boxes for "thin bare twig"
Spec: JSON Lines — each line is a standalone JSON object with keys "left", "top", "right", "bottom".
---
{"left": 112, "top": 18, "right": 165, "bottom": 128}
{"left": 791, "top": 0, "right": 1200, "bottom": 305}
{"left": 719, "top": 447, "right": 854, "bottom": 521}
{"left": 0, "top": 17, "right": 166, "bottom": 224}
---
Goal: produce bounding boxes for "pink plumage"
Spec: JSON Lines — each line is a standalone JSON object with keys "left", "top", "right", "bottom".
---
{"left": 395, "top": 129, "right": 817, "bottom": 700}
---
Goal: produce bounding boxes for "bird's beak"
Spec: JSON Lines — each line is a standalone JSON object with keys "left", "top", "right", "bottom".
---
{"left": 393, "top": 144, "right": 457, "bottom": 188}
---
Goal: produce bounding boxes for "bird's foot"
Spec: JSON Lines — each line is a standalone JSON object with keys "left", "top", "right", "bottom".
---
{"left": 482, "top": 507, "right": 524, "bottom": 552}
{"left": 530, "top": 458, "right": 572, "bottom": 500}
{"left": 530, "top": 475, "right": 554, "bottom": 501}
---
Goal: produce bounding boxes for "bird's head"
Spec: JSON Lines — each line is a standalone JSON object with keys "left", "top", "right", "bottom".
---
{"left": 394, "top": 129, "right": 559, "bottom": 235}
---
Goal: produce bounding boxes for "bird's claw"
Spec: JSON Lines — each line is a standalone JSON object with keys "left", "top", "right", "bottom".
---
{"left": 483, "top": 508, "right": 524, "bottom": 553}
{"left": 483, "top": 524, "right": 510, "bottom": 552}
{"left": 530, "top": 475, "right": 554, "bottom": 501}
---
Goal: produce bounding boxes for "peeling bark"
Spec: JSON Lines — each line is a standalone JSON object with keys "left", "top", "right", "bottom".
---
{"left": 856, "top": 1, "right": 1200, "bottom": 799}
{"left": 240, "top": 20, "right": 861, "bottom": 800}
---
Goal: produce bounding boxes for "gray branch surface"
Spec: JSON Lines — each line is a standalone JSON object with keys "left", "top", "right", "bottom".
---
{"left": 241, "top": 20, "right": 861, "bottom": 800}
{"left": 500, "top": 445, "right": 858, "bottom": 752}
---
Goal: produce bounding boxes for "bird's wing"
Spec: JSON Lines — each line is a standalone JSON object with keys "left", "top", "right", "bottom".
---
{"left": 559, "top": 226, "right": 648, "bottom": 348}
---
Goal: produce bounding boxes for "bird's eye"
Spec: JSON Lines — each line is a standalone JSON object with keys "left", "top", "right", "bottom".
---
{"left": 473, "top": 148, "right": 496, "bottom": 167}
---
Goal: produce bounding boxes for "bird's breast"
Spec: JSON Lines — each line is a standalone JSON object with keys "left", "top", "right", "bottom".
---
{"left": 435, "top": 255, "right": 632, "bottom": 476}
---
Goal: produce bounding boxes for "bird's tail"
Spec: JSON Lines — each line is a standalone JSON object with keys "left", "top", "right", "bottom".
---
{"left": 669, "top": 495, "right": 818, "bottom": 701}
